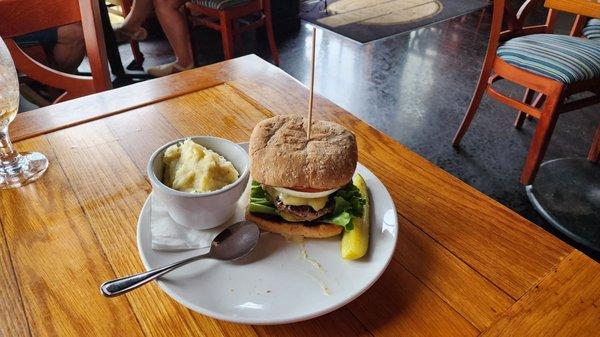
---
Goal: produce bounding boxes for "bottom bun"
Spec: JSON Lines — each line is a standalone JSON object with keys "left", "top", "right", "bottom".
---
{"left": 245, "top": 211, "right": 343, "bottom": 238}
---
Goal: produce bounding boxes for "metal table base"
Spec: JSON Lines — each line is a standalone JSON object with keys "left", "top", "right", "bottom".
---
{"left": 526, "top": 158, "right": 600, "bottom": 251}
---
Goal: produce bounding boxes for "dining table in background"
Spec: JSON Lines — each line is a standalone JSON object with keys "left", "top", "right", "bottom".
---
{"left": 1, "top": 55, "right": 599, "bottom": 337}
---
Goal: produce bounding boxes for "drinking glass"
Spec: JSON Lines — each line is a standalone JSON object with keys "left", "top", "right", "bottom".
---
{"left": 0, "top": 39, "right": 48, "bottom": 188}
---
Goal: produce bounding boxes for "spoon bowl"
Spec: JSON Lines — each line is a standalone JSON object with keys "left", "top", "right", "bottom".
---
{"left": 210, "top": 221, "right": 261, "bottom": 261}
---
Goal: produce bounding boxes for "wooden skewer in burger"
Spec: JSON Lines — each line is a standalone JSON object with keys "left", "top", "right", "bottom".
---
{"left": 246, "top": 28, "right": 370, "bottom": 260}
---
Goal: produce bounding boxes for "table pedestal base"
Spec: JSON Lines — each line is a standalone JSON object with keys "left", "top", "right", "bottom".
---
{"left": 526, "top": 158, "right": 600, "bottom": 251}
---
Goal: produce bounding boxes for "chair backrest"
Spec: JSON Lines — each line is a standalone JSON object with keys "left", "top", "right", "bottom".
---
{"left": 570, "top": 15, "right": 590, "bottom": 36}
{"left": 493, "top": 0, "right": 558, "bottom": 41}
{"left": 0, "top": 0, "right": 111, "bottom": 103}
{"left": 480, "top": 0, "right": 546, "bottom": 70}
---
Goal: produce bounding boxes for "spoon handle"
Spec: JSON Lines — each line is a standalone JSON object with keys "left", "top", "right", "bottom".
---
{"left": 100, "top": 252, "right": 211, "bottom": 297}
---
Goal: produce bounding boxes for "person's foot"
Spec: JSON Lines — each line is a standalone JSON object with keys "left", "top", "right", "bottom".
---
{"left": 114, "top": 26, "right": 148, "bottom": 43}
{"left": 147, "top": 61, "right": 194, "bottom": 77}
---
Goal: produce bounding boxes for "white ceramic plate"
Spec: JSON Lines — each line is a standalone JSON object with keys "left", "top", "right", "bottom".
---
{"left": 137, "top": 144, "right": 398, "bottom": 325}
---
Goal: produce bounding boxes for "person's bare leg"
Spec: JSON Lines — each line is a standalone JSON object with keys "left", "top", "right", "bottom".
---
{"left": 153, "top": 0, "right": 193, "bottom": 67}
{"left": 121, "top": 0, "right": 153, "bottom": 32}
{"left": 53, "top": 23, "right": 86, "bottom": 73}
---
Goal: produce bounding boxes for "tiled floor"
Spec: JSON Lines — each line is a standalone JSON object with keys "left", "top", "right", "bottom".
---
{"left": 110, "top": 9, "right": 599, "bottom": 257}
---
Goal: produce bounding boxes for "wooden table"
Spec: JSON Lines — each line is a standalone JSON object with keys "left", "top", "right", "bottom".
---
{"left": 1, "top": 55, "right": 599, "bottom": 337}
{"left": 545, "top": 0, "right": 600, "bottom": 18}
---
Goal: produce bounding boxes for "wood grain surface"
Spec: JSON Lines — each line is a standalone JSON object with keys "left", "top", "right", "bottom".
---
{"left": 393, "top": 215, "right": 513, "bottom": 330}
{"left": 480, "top": 251, "right": 600, "bottom": 337}
{"left": 2, "top": 55, "right": 598, "bottom": 336}
{"left": 1, "top": 137, "right": 144, "bottom": 337}
{"left": 545, "top": 0, "right": 600, "bottom": 18}
{"left": 0, "top": 213, "right": 29, "bottom": 337}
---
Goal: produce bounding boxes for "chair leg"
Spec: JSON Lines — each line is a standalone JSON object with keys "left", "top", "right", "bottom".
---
{"left": 263, "top": 0, "right": 279, "bottom": 66}
{"left": 130, "top": 41, "right": 144, "bottom": 67}
{"left": 529, "top": 93, "right": 544, "bottom": 118}
{"left": 588, "top": 125, "right": 600, "bottom": 163}
{"left": 119, "top": 0, "right": 144, "bottom": 68}
{"left": 514, "top": 112, "right": 528, "bottom": 129}
{"left": 219, "top": 12, "right": 235, "bottom": 60}
{"left": 452, "top": 67, "right": 492, "bottom": 147}
{"left": 514, "top": 88, "right": 535, "bottom": 129}
{"left": 520, "top": 90, "right": 563, "bottom": 185}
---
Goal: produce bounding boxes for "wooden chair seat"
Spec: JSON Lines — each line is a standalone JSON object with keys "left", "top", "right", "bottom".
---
{"left": 497, "top": 34, "right": 600, "bottom": 83}
{"left": 583, "top": 18, "right": 600, "bottom": 39}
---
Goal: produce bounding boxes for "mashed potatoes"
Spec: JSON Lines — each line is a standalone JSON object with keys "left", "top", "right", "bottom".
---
{"left": 162, "top": 139, "right": 239, "bottom": 193}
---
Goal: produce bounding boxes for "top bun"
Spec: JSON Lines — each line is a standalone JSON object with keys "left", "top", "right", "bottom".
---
{"left": 249, "top": 115, "right": 357, "bottom": 190}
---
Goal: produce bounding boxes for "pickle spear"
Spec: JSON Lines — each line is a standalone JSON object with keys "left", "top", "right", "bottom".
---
{"left": 341, "top": 174, "right": 369, "bottom": 260}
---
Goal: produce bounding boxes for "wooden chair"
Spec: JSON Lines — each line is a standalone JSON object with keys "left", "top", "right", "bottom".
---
{"left": 0, "top": 0, "right": 112, "bottom": 103}
{"left": 453, "top": 0, "right": 600, "bottom": 185}
{"left": 185, "top": 0, "right": 279, "bottom": 65}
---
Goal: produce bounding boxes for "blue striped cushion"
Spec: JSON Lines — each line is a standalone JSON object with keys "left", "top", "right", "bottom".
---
{"left": 583, "top": 19, "right": 600, "bottom": 40}
{"left": 191, "top": 0, "right": 250, "bottom": 10}
{"left": 497, "top": 34, "right": 600, "bottom": 83}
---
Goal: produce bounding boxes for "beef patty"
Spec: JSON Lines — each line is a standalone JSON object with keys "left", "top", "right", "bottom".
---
{"left": 273, "top": 197, "right": 334, "bottom": 222}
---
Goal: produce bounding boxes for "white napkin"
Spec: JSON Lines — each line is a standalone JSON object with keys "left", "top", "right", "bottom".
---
{"left": 151, "top": 183, "right": 250, "bottom": 251}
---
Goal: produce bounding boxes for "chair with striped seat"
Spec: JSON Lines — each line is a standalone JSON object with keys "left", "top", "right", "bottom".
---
{"left": 453, "top": 0, "right": 600, "bottom": 185}
{"left": 185, "top": 0, "right": 279, "bottom": 65}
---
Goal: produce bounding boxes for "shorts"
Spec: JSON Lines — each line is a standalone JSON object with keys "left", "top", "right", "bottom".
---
{"left": 13, "top": 28, "right": 59, "bottom": 48}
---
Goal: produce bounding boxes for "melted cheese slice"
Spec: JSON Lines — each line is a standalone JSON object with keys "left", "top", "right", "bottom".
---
{"left": 265, "top": 187, "right": 329, "bottom": 211}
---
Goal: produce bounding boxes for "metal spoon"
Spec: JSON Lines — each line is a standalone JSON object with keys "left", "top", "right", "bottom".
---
{"left": 100, "top": 221, "right": 260, "bottom": 297}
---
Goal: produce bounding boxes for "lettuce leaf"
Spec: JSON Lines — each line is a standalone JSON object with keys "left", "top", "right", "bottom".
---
{"left": 249, "top": 181, "right": 278, "bottom": 215}
{"left": 319, "top": 184, "right": 366, "bottom": 231}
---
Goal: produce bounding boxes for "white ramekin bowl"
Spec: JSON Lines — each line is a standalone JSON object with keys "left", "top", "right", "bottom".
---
{"left": 147, "top": 136, "right": 249, "bottom": 230}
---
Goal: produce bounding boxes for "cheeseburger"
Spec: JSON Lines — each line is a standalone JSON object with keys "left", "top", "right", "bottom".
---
{"left": 246, "top": 115, "right": 365, "bottom": 238}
